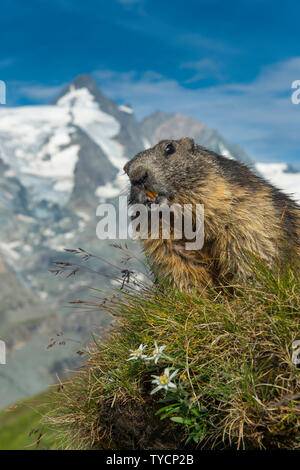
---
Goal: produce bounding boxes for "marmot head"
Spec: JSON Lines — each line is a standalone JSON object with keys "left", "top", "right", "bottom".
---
{"left": 124, "top": 137, "right": 207, "bottom": 206}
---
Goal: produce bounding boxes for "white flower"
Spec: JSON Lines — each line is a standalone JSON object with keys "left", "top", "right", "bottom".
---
{"left": 146, "top": 341, "right": 166, "bottom": 364}
{"left": 127, "top": 344, "right": 147, "bottom": 361}
{"left": 151, "top": 368, "right": 179, "bottom": 394}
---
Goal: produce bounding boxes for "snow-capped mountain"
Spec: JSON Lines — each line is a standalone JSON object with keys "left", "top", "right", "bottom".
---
{"left": 256, "top": 162, "right": 300, "bottom": 203}
{"left": 0, "top": 75, "right": 145, "bottom": 408}
{"left": 0, "top": 74, "right": 299, "bottom": 409}
{"left": 0, "top": 75, "right": 143, "bottom": 214}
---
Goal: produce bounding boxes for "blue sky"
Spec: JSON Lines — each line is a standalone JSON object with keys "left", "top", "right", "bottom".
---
{"left": 0, "top": 0, "right": 300, "bottom": 166}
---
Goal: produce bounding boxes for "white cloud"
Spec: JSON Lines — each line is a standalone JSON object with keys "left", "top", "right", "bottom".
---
{"left": 181, "top": 58, "right": 221, "bottom": 83}
{"left": 8, "top": 81, "right": 66, "bottom": 104}
{"left": 18, "top": 84, "right": 65, "bottom": 101}
{"left": 94, "top": 58, "right": 300, "bottom": 165}
{"left": 179, "top": 33, "right": 239, "bottom": 55}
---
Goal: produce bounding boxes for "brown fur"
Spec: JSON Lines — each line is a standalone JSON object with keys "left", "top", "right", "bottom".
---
{"left": 124, "top": 138, "right": 300, "bottom": 291}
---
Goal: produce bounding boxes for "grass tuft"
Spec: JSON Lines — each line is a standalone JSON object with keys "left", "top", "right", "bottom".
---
{"left": 46, "top": 255, "right": 300, "bottom": 450}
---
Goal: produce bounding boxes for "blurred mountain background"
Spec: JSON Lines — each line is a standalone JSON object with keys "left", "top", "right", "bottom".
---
{"left": 0, "top": 74, "right": 299, "bottom": 409}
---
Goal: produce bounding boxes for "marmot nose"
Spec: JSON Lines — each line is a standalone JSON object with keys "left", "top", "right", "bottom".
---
{"left": 130, "top": 166, "right": 149, "bottom": 187}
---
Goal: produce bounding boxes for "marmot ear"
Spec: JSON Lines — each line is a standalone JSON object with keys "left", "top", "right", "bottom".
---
{"left": 180, "top": 137, "right": 195, "bottom": 152}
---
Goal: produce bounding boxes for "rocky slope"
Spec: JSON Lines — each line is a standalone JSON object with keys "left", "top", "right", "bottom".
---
{"left": 141, "top": 111, "right": 254, "bottom": 165}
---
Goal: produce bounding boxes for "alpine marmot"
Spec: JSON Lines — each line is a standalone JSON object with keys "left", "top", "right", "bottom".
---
{"left": 124, "top": 138, "right": 300, "bottom": 292}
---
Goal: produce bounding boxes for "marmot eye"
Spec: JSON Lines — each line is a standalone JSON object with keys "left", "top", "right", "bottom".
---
{"left": 165, "top": 143, "right": 175, "bottom": 155}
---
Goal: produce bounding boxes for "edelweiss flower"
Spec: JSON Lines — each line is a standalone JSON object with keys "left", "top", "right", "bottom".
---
{"left": 151, "top": 368, "right": 178, "bottom": 394}
{"left": 127, "top": 344, "right": 147, "bottom": 361}
{"left": 146, "top": 341, "right": 166, "bottom": 364}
